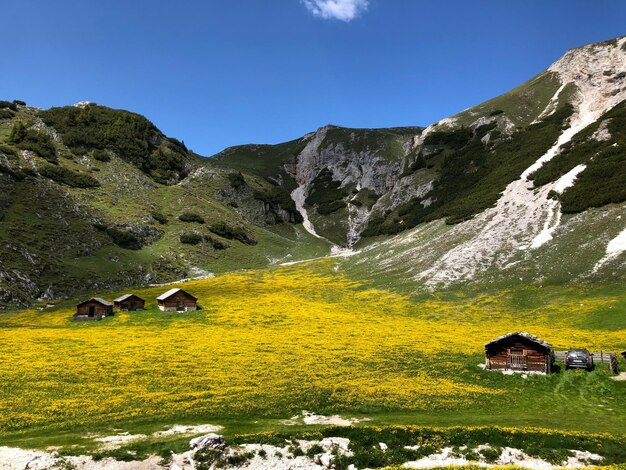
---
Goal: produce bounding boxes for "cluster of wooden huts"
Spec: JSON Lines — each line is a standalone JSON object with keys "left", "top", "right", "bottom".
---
{"left": 73, "top": 288, "right": 198, "bottom": 321}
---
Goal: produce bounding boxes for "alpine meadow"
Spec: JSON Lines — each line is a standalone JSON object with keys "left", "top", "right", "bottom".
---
{"left": 0, "top": 3, "right": 625, "bottom": 469}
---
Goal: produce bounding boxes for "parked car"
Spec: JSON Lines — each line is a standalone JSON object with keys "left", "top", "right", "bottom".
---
{"left": 565, "top": 348, "right": 594, "bottom": 371}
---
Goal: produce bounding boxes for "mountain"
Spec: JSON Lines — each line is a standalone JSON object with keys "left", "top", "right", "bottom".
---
{"left": 1, "top": 36, "right": 625, "bottom": 307}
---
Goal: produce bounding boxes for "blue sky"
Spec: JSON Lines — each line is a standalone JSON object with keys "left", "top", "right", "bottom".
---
{"left": 3, "top": 0, "right": 625, "bottom": 156}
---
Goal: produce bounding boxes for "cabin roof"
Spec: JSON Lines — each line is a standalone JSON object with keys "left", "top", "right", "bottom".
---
{"left": 156, "top": 288, "right": 197, "bottom": 301}
{"left": 113, "top": 293, "right": 144, "bottom": 302}
{"left": 484, "top": 332, "right": 552, "bottom": 350}
{"left": 77, "top": 297, "right": 113, "bottom": 307}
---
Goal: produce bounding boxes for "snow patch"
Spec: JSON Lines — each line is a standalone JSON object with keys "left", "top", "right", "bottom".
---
{"left": 529, "top": 164, "right": 586, "bottom": 249}
{"left": 593, "top": 227, "right": 626, "bottom": 271}
{"left": 282, "top": 410, "right": 370, "bottom": 426}
{"left": 291, "top": 186, "right": 326, "bottom": 241}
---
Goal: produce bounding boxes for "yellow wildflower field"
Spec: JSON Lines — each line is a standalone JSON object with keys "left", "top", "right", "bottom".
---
{"left": 0, "top": 260, "right": 624, "bottom": 434}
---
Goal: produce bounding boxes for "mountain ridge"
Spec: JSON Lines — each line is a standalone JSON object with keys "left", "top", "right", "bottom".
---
{"left": 0, "top": 34, "right": 625, "bottom": 307}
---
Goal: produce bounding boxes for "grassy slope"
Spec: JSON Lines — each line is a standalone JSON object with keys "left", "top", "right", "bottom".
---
{"left": 1, "top": 260, "right": 624, "bottom": 456}
{"left": 0, "top": 106, "right": 330, "bottom": 306}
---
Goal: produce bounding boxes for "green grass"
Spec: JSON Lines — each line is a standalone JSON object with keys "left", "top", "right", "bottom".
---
{"left": 1, "top": 262, "right": 625, "bottom": 461}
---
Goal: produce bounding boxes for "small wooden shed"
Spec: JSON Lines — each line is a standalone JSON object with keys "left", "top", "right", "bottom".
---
{"left": 485, "top": 332, "right": 554, "bottom": 373}
{"left": 157, "top": 288, "right": 197, "bottom": 312}
{"left": 113, "top": 294, "right": 145, "bottom": 311}
{"left": 74, "top": 298, "right": 113, "bottom": 321}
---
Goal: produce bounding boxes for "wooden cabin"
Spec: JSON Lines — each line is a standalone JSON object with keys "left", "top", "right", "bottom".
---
{"left": 485, "top": 332, "right": 554, "bottom": 373}
{"left": 113, "top": 294, "right": 145, "bottom": 311}
{"left": 74, "top": 298, "right": 113, "bottom": 321}
{"left": 156, "top": 288, "right": 197, "bottom": 312}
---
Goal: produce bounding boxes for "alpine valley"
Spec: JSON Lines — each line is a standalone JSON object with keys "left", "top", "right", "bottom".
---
{"left": 1, "top": 34, "right": 626, "bottom": 470}
{"left": 1, "top": 36, "right": 625, "bottom": 307}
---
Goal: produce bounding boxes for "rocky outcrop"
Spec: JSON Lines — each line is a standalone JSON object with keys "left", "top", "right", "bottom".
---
{"left": 286, "top": 126, "right": 423, "bottom": 245}
{"left": 190, "top": 433, "right": 227, "bottom": 451}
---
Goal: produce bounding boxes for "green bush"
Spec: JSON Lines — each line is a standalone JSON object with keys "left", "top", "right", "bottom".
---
{"left": 179, "top": 232, "right": 230, "bottom": 249}
{"left": 178, "top": 212, "right": 205, "bottom": 224}
{"left": 228, "top": 172, "right": 246, "bottom": 188}
{"left": 317, "top": 200, "right": 347, "bottom": 214}
{"left": 38, "top": 164, "right": 100, "bottom": 188}
{"left": 0, "top": 101, "right": 17, "bottom": 111}
{"left": 305, "top": 168, "right": 349, "bottom": 215}
{"left": 151, "top": 210, "right": 168, "bottom": 225}
{"left": 0, "top": 144, "right": 18, "bottom": 158}
{"left": 0, "top": 108, "right": 14, "bottom": 120}
{"left": 180, "top": 232, "right": 204, "bottom": 245}
{"left": 92, "top": 149, "right": 111, "bottom": 162}
{"left": 209, "top": 222, "right": 256, "bottom": 245}
{"left": 305, "top": 444, "right": 324, "bottom": 457}
{"left": 423, "top": 127, "right": 473, "bottom": 149}
{"left": 12, "top": 100, "right": 26, "bottom": 106}
{"left": 106, "top": 227, "right": 141, "bottom": 250}
{"left": 9, "top": 122, "right": 57, "bottom": 162}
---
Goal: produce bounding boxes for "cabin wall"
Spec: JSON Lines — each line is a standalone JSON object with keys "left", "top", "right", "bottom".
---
{"left": 486, "top": 338, "right": 551, "bottom": 373}
{"left": 115, "top": 297, "right": 145, "bottom": 311}
{"left": 158, "top": 292, "right": 197, "bottom": 311}
{"left": 74, "top": 302, "right": 112, "bottom": 320}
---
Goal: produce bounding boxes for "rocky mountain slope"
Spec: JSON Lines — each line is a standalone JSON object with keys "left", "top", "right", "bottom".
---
{"left": 0, "top": 35, "right": 624, "bottom": 307}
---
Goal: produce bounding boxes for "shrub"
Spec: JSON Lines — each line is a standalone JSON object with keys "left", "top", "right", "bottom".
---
{"left": 305, "top": 168, "right": 349, "bottom": 215}
{"left": 194, "top": 448, "right": 223, "bottom": 470}
{"left": 0, "top": 144, "right": 18, "bottom": 158}
{"left": 178, "top": 212, "right": 205, "bottom": 224}
{"left": 289, "top": 445, "right": 304, "bottom": 457}
{"left": 317, "top": 200, "right": 347, "bottom": 214}
{"left": 9, "top": 122, "right": 57, "bottom": 162}
{"left": 209, "top": 222, "right": 256, "bottom": 245}
{"left": 206, "top": 235, "right": 230, "bottom": 250}
{"left": 228, "top": 172, "right": 246, "bottom": 188}
{"left": 0, "top": 108, "right": 14, "bottom": 120}
{"left": 180, "top": 232, "right": 204, "bottom": 245}
{"left": 12, "top": 100, "right": 26, "bottom": 106}
{"left": 8, "top": 121, "right": 26, "bottom": 143}
{"left": 0, "top": 101, "right": 17, "bottom": 111}
{"left": 151, "top": 210, "right": 168, "bottom": 225}
{"left": 423, "top": 127, "right": 473, "bottom": 149}
{"left": 306, "top": 444, "right": 324, "bottom": 457}
{"left": 106, "top": 227, "right": 141, "bottom": 250}
{"left": 92, "top": 149, "right": 111, "bottom": 162}
{"left": 38, "top": 164, "right": 100, "bottom": 188}
{"left": 179, "top": 231, "right": 230, "bottom": 249}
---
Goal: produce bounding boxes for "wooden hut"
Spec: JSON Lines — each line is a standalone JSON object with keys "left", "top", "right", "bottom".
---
{"left": 156, "top": 288, "right": 197, "bottom": 312}
{"left": 74, "top": 298, "right": 113, "bottom": 321}
{"left": 113, "top": 294, "right": 145, "bottom": 311}
{"left": 485, "top": 332, "right": 554, "bottom": 373}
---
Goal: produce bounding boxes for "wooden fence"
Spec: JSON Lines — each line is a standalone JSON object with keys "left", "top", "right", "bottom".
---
{"left": 554, "top": 351, "right": 619, "bottom": 374}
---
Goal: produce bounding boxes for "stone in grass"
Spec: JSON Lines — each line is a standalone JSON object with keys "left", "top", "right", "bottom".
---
{"left": 189, "top": 433, "right": 227, "bottom": 451}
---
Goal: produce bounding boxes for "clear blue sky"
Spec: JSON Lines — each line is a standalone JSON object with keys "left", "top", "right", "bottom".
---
{"left": 3, "top": 0, "right": 625, "bottom": 156}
